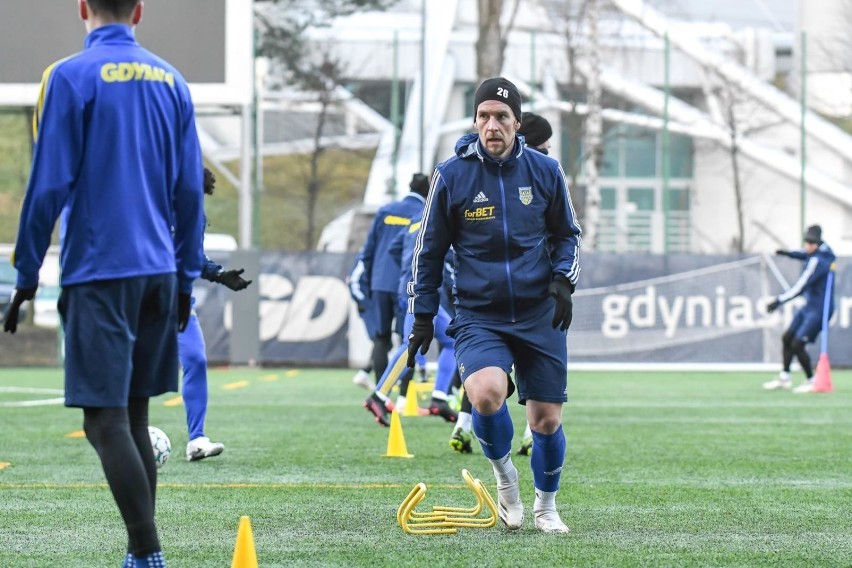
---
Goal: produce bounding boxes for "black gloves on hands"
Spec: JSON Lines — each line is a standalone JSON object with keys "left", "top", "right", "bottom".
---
{"left": 548, "top": 275, "right": 574, "bottom": 331}
{"left": 203, "top": 167, "right": 216, "bottom": 195}
{"left": 212, "top": 268, "right": 252, "bottom": 291}
{"left": 406, "top": 314, "right": 434, "bottom": 368}
{"left": 3, "top": 286, "right": 37, "bottom": 334}
{"left": 775, "top": 249, "right": 789, "bottom": 257}
{"left": 767, "top": 299, "right": 781, "bottom": 314}
{"left": 178, "top": 292, "right": 192, "bottom": 332}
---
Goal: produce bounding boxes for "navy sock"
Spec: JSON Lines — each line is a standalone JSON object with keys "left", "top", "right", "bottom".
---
{"left": 530, "top": 425, "right": 566, "bottom": 492}
{"left": 472, "top": 403, "right": 514, "bottom": 460}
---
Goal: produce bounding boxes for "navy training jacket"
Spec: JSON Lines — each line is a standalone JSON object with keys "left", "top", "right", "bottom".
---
{"left": 777, "top": 243, "right": 836, "bottom": 314}
{"left": 355, "top": 193, "right": 425, "bottom": 294}
{"left": 409, "top": 132, "right": 581, "bottom": 322}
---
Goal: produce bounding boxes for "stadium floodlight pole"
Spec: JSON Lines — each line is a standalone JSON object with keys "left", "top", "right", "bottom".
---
{"left": 419, "top": 0, "right": 426, "bottom": 174}
{"left": 391, "top": 30, "right": 400, "bottom": 187}
{"left": 529, "top": 31, "right": 536, "bottom": 110}
{"left": 252, "top": 28, "right": 263, "bottom": 250}
{"left": 239, "top": 103, "right": 253, "bottom": 250}
{"left": 661, "top": 31, "right": 670, "bottom": 254}
{"left": 799, "top": 30, "right": 807, "bottom": 238}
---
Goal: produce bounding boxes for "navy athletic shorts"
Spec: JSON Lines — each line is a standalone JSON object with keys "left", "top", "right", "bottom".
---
{"left": 788, "top": 309, "right": 825, "bottom": 344}
{"left": 447, "top": 307, "right": 568, "bottom": 405}
{"left": 58, "top": 273, "right": 179, "bottom": 407}
{"left": 372, "top": 290, "right": 403, "bottom": 338}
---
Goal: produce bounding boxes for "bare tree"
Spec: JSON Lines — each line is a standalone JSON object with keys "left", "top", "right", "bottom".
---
{"left": 475, "top": 0, "right": 522, "bottom": 82}
{"left": 255, "top": 0, "right": 395, "bottom": 249}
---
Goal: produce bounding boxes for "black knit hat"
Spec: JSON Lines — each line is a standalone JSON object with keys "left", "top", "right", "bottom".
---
{"left": 409, "top": 173, "right": 430, "bottom": 197}
{"left": 473, "top": 77, "right": 522, "bottom": 122}
{"left": 518, "top": 112, "right": 553, "bottom": 148}
{"left": 804, "top": 224, "right": 822, "bottom": 244}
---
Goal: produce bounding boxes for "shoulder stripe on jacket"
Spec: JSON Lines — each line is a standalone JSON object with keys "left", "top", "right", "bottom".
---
{"left": 557, "top": 162, "right": 582, "bottom": 285}
{"left": 407, "top": 171, "right": 440, "bottom": 313}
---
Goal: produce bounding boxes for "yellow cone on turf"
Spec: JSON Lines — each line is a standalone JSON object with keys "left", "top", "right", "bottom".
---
{"left": 383, "top": 410, "right": 414, "bottom": 458}
{"left": 403, "top": 390, "right": 421, "bottom": 417}
{"left": 231, "top": 516, "right": 258, "bottom": 568}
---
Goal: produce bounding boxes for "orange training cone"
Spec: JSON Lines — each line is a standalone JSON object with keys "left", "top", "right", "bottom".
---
{"left": 813, "top": 353, "right": 834, "bottom": 393}
{"left": 383, "top": 410, "right": 414, "bottom": 458}
{"left": 231, "top": 516, "right": 258, "bottom": 568}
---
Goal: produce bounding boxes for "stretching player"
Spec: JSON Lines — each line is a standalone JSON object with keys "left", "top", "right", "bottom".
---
{"left": 763, "top": 225, "right": 835, "bottom": 394}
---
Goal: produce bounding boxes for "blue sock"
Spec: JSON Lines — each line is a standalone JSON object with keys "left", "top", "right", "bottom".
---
{"left": 530, "top": 426, "right": 566, "bottom": 492}
{"left": 472, "top": 403, "right": 514, "bottom": 460}
{"left": 433, "top": 346, "right": 455, "bottom": 394}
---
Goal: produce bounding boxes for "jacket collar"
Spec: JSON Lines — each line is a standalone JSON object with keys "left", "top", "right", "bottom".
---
{"left": 85, "top": 24, "right": 138, "bottom": 49}
{"left": 456, "top": 132, "right": 524, "bottom": 166}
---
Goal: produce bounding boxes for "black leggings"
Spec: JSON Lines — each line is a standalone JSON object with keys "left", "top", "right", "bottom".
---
{"left": 83, "top": 397, "right": 160, "bottom": 555}
{"left": 782, "top": 330, "right": 813, "bottom": 379}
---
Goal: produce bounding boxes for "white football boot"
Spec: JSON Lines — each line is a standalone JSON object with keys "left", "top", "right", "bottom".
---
{"left": 792, "top": 381, "right": 814, "bottom": 394}
{"left": 533, "top": 490, "right": 570, "bottom": 534}
{"left": 762, "top": 376, "right": 792, "bottom": 390}
{"left": 496, "top": 476, "right": 524, "bottom": 530}
{"left": 186, "top": 436, "right": 225, "bottom": 461}
{"left": 351, "top": 369, "right": 375, "bottom": 391}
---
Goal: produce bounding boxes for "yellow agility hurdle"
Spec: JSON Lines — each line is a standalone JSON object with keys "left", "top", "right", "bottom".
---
{"left": 396, "top": 469, "right": 498, "bottom": 534}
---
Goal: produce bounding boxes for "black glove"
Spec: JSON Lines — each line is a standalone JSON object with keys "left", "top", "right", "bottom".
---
{"left": 775, "top": 249, "right": 788, "bottom": 256}
{"left": 548, "top": 275, "right": 574, "bottom": 331}
{"left": 356, "top": 301, "right": 367, "bottom": 314}
{"left": 212, "top": 268, "right": 252, "bottom": 291}
{"left": 178, "top": 292, "right": 192, "bottom": 332}
{"left": 767, "top": 299, "right": 781, "bottom": 314}
{"left": 203, "top": 167, "right": 216, "bottom": 195}
{"left": 406, "top": 314, "right": 434, "bottom": 368}
{"left": 3, "top": 286, "right": 37, "bottom": 334}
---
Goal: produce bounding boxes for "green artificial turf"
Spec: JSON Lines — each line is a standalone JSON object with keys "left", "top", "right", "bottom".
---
{"left": 1, "top": 368, "right": 850, "bottom": 567}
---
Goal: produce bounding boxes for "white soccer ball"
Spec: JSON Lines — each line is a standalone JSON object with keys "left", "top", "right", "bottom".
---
{"left": 148, "top": 426, "right": 172, "bottom": 469}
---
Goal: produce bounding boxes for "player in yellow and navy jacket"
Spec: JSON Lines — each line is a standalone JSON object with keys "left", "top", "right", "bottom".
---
{"left": 4, "top": 3, "right": 204, "bottom": 566}
{"left": 350, "top": 174, "right": 430, "bottom": 385}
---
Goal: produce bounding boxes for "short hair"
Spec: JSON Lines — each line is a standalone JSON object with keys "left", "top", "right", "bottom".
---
{"left": 86, "top": 0, "right": 140, "bottom": 19}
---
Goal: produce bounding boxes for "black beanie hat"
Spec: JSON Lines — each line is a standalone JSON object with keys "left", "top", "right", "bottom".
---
{"left": 473, "top": 77, "right": 522, "bottom": 122}
{"left": 804, "top": 224, "right": 822, "bottom": 244}
{"left": 409, "top": 173, "right": 430, "bottom": 197}
{"left": 518, "top": 112, "right": 553, "bottom": 148}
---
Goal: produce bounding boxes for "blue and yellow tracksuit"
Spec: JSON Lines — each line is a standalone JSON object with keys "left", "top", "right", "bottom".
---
{"left": 177, "top": 240, "right": 225, "bottom": 442}
{"left": 12, "top": 24, "right": 204, "bottom": 293}
{"left": 409, "top": 132, "right": 581, "bottom": 322}
{"left": 409, "top": 131, "right": 581, "bottom": 494}
{"left": 353, "top": 192, "right": 426, "bottom": 338}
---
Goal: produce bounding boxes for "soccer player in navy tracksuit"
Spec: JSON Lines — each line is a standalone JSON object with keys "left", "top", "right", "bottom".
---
{"left": 350, "top": 174, "right": 430, "bottom": 412}
{"left": 180, "top": 169, "right": 252, "bottom": 462}
{"left": 363, "top": 214, "right": 459, "bottom": 427}
{"left": 763, "top": 224, "right": 836, "bottom": 394}
{"left": 407, "top": 78, "right": 581, "bottom": 534}
{"left": 4, "top": 2, "right": 205, "bottom": 566}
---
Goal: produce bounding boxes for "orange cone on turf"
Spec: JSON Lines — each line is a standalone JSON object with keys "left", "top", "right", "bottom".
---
{"left": 383, "top": 410, "right": 414, "bottom": 458}
{"left": 231, "top": 516, "right": 258, "bottom": 568}
{"left": 813, "top": 353, "right": 834, "bottom": 393}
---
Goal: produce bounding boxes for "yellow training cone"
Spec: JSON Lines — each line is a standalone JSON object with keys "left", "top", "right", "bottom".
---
{"left": 383, "top": 410, "right": 414, "bottom": 458}
{"left": 231, "top": 516, "right": 258, "bottom": 568}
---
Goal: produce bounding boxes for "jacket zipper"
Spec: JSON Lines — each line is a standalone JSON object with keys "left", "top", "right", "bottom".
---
{"left": 497, "top": 165, "right": 516, "bottom": 322}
